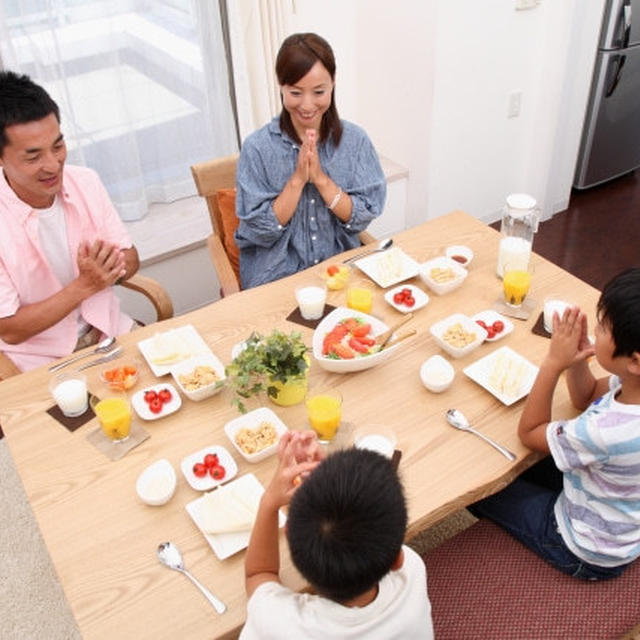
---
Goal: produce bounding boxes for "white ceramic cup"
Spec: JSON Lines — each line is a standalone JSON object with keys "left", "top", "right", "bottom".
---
{"left": 295, "top": 285, "right": 327, "bottom": 320}
{"left": 49, "top": 372, "right": 89, "bottom": 417}
{"left": 543, "top": 297, "right": 571, "bottom": 334}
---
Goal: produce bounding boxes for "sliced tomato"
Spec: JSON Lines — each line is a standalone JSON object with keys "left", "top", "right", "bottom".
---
{"left": 341, "top": 318, "right": 360, "bottom": 333}
{"left": 330, "top": 343, "right": 355, "bottom": 359}
{"left": 348, "top": 337, "right": 369, "bottom": 353}
{"left": 351, "top": 323, "right": 372, "bottom": 338}
{"left": 358, "top": 335, "right": 376, "bottom": 346}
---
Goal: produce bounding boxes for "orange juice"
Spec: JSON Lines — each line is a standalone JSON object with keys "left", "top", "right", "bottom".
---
{"left": 94, "top": 397, "right": 131, "bottom": 441}
{"left": 305, "top": 393, "right": 342, "bottom": 442}
{"left": 503, "top": 269, "right": 531, "bottom": 307}
{"left": 346, "top": 287, "right": 373, "bottom": 313}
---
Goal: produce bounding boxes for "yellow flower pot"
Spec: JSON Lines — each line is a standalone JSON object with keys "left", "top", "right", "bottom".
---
{"left": 268, "top": 355, "right": 310, "bottom": 407}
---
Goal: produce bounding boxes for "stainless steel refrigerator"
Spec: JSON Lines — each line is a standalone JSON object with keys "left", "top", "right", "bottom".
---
{"left": 574, "top": 0, "right": 640, "bottom": 189}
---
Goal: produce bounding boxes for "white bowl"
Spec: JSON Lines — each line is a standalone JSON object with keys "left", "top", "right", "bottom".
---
{"left": 445, "top": 245, "right": 474, "bottom": 268}
{"left": 136, "top": 459, "right": 177, "bottom": 506}
{"left": 418, "top": 256, "right": 468, "bottom": 295}
{"left": 430, "top": 313, "right": 488, "bottom": 359}
{"left": 353, "top": 425, "right": 397, "bottom": 458}
{"left": 384, "top": 284, "right": 429, "bottom": 313}
{"left": 420, "top": 355, "right": 455, "bottom": 392}
{"left": 312, "top": 306, "right": 402, "bottom": 373}
{"left": 224, "top": 407, "right": 288, "bottom": 463}
{"left": 170, "top": 353, "right": 226, "bottom": 402}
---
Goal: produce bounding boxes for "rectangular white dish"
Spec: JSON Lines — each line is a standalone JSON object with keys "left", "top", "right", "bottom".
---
{"left": 354, "top": 247, "right": 420, "bottom": 288}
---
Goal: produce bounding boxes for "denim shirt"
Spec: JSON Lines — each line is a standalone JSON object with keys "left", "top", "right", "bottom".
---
{"left": 235, "top": 118, "right": 386, "bottom": 289}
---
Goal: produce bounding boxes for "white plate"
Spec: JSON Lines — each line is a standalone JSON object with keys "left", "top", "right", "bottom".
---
{"left": 354, "top": 247, "right": 420, "bottom": 288}
{"left": 137, "top": 324, "right": 213, "bottom": 377}
{"left": 131, "top": 383, "right": 182, "bottom": 420}
{"left": 384, "top": 284, "right": 429, "bottom": 313}
{"left": 312, "top": 306, "right": 402, "bottom": 373}
{"left": 471, "top": 310, "right": 514, "bottom": 342}
{"left": 224, "top": 407, "right": 288, "bottom": 463}
{"left": 180, "top": 444, "right": 238, "bottom": 491}
{"left": 463, "top": 346, "right": 539, "bottom": 406}
{"left": 185, "top": 473, "right": 285, "bottom": 560}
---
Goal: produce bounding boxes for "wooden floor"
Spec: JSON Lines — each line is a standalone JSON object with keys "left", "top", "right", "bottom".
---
{"left": 533, "top": 170, "right": 640, "bottom": 291}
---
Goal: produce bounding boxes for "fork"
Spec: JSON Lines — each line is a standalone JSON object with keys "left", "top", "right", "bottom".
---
{"left": 75, "top": 347, "right": 123, "bottom": 371}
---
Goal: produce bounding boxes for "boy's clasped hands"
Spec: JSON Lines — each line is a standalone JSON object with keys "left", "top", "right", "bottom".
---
{"left": 545, "top": 305, "right": 595, "bottom": 373}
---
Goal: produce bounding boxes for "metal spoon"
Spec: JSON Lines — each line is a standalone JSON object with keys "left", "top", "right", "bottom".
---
{"left": 157, "top": 542, "right": 226, "bottom": 614}
{"left": 445, "top": 409, "right": 516, "bottom": 461}
{"left": 48, "top": 337, "right": 117, "bottom": 372}
{"left": 343, "top": 238, "right": 393, "bottom": 264}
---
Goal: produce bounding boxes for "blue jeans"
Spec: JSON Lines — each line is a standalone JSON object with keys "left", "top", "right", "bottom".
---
{"left": 468, "top": 458, "right": 630, "bottom": 580}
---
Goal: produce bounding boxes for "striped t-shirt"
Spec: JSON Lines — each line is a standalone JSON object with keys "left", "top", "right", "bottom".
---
{"left": 547, "top": 375, "right": 640, "bottom": 567}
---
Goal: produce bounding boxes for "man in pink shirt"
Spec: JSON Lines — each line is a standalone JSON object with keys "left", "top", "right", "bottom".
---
{"left": 0, "top": 71, "right": 139, "bottom": 372}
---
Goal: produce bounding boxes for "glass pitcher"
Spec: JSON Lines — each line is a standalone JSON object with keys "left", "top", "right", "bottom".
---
{"left": 496, "top": 193, "right": 540, "bottom": 278}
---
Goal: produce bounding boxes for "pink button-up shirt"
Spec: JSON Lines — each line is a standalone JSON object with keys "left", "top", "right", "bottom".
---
{"left": 0, "top": 165, "right": 134, "bottom": 371}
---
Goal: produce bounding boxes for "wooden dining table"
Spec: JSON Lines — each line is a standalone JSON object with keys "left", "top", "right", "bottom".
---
{"left": 0, "top": 210, "right": 605, "bottom": 639}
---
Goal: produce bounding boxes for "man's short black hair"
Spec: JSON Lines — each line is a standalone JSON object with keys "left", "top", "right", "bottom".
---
{"left": 597, "top": 267, "right": 640, "bottom": 358}
{"left": 0, "top": 71, "right": 60, "bottom": 155}
{"left": 286, "top": 448, "right": 407, "bottom": 602}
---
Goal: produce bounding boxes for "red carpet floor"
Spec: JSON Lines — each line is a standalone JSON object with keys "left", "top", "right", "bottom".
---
{"left": 423, "top": 519, "right": 640, "bottom": 639}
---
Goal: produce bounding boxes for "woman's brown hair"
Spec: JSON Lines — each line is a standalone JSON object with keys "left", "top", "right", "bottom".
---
{"left": 275, "top": 33, "right": 342, "bottom": 147}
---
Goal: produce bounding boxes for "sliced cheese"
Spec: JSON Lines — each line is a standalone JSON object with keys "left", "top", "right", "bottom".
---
{"left": 147, "top": 330, "right": 194, "bottom": 365}
{"left": 198, "top": 484, "right": 256, "bottom": 534}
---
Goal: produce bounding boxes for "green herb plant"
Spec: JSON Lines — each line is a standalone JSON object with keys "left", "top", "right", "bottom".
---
{"left": 225, "top": 329, "right": 309, "bottom": 413}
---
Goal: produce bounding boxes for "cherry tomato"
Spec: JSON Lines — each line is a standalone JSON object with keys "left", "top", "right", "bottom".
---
{"left": 143, "top": 390, "right": 158, "bottom": 404}
{"left": 393, "top": 292, "right": 405, "bottom": 304}
{"left": 209, "top": 465, "right": 226, "bottom": 480}
{"left": 401, "top": 288, "right": 412, "bottom": 297}
{"left": 492, "top": 320, "right": 505, "bottom": 333}
{"left": 404, "top": 295, "right": 416, "bottom": 307}
{"left": 149, "top": 397, "right": 163, "bottom": 414}
{"left": 158, "top": 388, "right": 173, "bottom": 404}
{"left": 485, "top": 327, "right": 496, "bottom": 339}
{"left": 327, "top": 264, "right": 339, "bottom": 276}
{"left": 203, "top": 453, "right": 219, "bottom": 469}
{"left": 192, "top": 462, "right": 207, "bottom": 478}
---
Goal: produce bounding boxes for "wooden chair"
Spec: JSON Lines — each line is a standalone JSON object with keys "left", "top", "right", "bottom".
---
{"left": 190, "top": 154, "right": 377, "bottom": 298}
{"left": 0, "top": 273, "right": 173, "bottom": 380}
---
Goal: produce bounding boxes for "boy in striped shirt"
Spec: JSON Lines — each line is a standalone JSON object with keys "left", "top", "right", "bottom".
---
{"left": 470, "top": 267, "right": 640, "bottom": 579}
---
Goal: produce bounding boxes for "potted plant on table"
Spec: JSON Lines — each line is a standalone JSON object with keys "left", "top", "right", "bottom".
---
{"left": 225, "top": 329, "right": 310, "bottom": 413}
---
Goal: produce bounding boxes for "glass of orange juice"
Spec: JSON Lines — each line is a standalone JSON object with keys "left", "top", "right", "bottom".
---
{"left": 346, "top": 285, "right": 373, "bottom": 314}
{"left": 502, "top": 262, "right": 534, "bottom": 308}
{"left": 91, "top": 392, "right": 132, "bottom": 443}
{"left": 305, "top": 390, "right": 343, "bottom": 443}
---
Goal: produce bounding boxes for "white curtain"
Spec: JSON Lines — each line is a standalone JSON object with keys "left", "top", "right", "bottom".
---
{"left": 0, "top": 0, "right": 238, "bottom": 221}
{"left": 227, "top": 0, "right": 294, "bottom": 143}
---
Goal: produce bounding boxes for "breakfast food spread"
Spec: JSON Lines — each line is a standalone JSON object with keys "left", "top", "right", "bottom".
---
{"left": 441, "top": 323, "right": 477, "bottom": 348}
{"left": 235, "top": 422, "right": 277, "bottom": 455}
{"left": 322, "top": 317, "right": 379, "bottom": 359}
{"left": 178, "top": 365, "right": 220, "bottom": 390}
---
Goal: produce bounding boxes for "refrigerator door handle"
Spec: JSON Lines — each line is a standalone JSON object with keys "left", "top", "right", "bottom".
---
{"left": 605, "top": 54, "right": 627, "bottom": 97}
{"left": 622, "top": 0, "right": 632, "bottom": 49}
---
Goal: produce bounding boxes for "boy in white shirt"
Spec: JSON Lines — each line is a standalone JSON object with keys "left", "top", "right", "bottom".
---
{"left": 240, "top": 431, "right": 434, "bottom": 639}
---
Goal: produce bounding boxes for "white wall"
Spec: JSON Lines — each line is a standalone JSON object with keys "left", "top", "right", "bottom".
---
{"left": 292, "top": 0, "right": 606, "bottom": 226}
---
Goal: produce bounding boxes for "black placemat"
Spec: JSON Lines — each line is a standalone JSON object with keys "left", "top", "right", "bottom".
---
{"left": 531, "top": 311, "right": 551, "bottom": 338}
{"left": 46, "top": 393, "right": 97, "bottom": 432}
{"left": 286, "top": 303, "right": 336, "bottom": 329}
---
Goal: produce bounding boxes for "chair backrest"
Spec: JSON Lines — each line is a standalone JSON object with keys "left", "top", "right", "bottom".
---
{"left": 190, "top": 154, "right": 239, "bottom": 241}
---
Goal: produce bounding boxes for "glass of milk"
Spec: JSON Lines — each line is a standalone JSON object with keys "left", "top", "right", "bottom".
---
{"left": 295, "top": 284, "right": 327, "bottom": 320}
{"left": 49, "top": 372, "right": 89, "bottom": 417}
{"left": 543, "top": 296, "right": 571, "bottom": 334}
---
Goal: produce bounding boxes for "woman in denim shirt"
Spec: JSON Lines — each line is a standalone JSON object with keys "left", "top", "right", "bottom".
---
{"left": 235, "top": 33, "right": 386, "bottom": 289}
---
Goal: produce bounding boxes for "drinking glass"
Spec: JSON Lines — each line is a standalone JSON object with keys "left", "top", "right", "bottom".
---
{"left": 305, "top": 390, "right": 343, "bottom": 443}
{"left": 295, "top": 284, "right": 327, "bottom": 320}
{"left": 49, "top": 372, "right": 88, "bottom": 417}
{"left": 91, "top": 391, "right": 132, "bottom": 443}
{"left": 502, "top": 262, "right": 534, "bottom": 308}
{"left": 346, "top": 285, "right": 373, "bottom": 314}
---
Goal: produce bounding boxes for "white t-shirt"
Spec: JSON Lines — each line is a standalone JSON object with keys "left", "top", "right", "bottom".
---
{"left": 240, "top": 545, "right": 434, "bottom": 640}
{"left": 37, "top": 197, "right": 89, "bottom": 337}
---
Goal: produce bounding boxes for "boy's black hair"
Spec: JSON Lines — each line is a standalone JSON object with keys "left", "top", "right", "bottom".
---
{"left": 597, "top": 267, "right": 640, "bottom": 358}
{"left": 286, "top": 448, "right": 407, "bottom": 602}
{"left": 0, "top": 71, "right": 60, "bottom": 155}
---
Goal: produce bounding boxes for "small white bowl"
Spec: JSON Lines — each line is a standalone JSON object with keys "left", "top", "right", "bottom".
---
{"left": 224, "top": 407, "right": 288, "bottom": 463}
{"left": 445, "top": 245, "right": 474, "bottom": 268}
{"left": 353, "top": 425, "right": 397, "bottom": 458}
{"left": 384, "top": 284, "right": 429, "bottom": 314}
{"left": 136, "top": 459, "right": 177, "bottom": 506}
{"left": 418, "top": 257, "right": 468, "bottom": 295}
{"left": 170, "top": 353, "right": 226, "bottom": 402}
{"left": 420, "top": 355, "right": 455, "bottom": 392}
{"left": 430, "top": 313, "right": 488, "bottom": 359}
